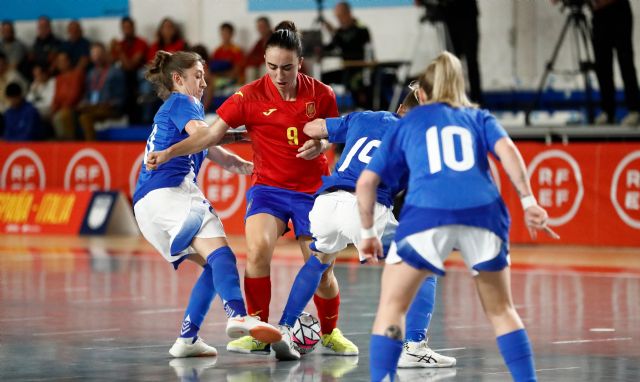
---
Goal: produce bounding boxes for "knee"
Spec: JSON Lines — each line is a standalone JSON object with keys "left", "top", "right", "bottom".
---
{"left": 484, "top": 301, "right": 516, "bottom": 320}
{"left": 245, "top": 240, "right": 272, "bottom": 271}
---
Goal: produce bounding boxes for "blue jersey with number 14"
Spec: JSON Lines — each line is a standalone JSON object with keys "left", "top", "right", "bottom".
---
{"left": 316, "top": 111, "right": 403, "bottom": 207}
{"left": 367, "top": 103, "right": 511, "bottom": 242}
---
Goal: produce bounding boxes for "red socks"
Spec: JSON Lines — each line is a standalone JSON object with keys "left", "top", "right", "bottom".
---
{"left": 244, "top": 276, "right": 271, "bottom": 322}
{"left": 313, "top": 293, "right": 340, "bottom": 335}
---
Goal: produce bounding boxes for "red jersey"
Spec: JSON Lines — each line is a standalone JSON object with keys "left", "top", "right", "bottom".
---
{"left": 217, "top": 73, "right": 339, "bottom": 193}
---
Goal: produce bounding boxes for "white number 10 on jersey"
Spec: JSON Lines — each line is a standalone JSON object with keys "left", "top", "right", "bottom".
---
{"left": 426, "top": 126, "right": 475, "bottom": 174}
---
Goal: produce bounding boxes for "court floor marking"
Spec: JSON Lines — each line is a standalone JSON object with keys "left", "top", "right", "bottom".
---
{"left": 135, "top": 307, "right": 184, "bottom": 315}
{"left": 552, "top": 337, "right": 631, "bottom": 344}
{"left": 33, "top": 328, "right": 121, "bottom": 337}
{"left": 69, "top": 296, "right": 146, "bottom": 304}
{"left": 483, "top": 366, "right": 581, "bottom": 375}
{"left": 81, "top": 344, "right": 168, "bottom": 351}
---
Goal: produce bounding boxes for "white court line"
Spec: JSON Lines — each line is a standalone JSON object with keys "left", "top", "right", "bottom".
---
{"left": 33, "top": 328, "right": 121, "bottom": 337}
{"left": 81, "top": 344, "right": 168, "bottom": 351}
{"left": 70, "top": 296, "right": 145, "bottom": 304}
{"left": 552, "top": 337, "right": 631, "bottom": 345}
{"left": 433, "top": 347, "right": 466, "bottom": 352}
{"left": 484, "top": 366, "right": 580, "bottom": 375}
{"left": 0, "top": 316, "right": 48, "bottom": 322}
{"left": 589, "top": 328, "right": 615, "bottom": 332}
{"left": 135, "top": 308, "right": 183, "bottom": 315}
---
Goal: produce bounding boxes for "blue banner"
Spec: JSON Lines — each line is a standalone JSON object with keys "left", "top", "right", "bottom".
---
{"left": 0, "top": 0, "right": 129, "bottom": 21}
{"left": 249, "top": 0, "right": 412, "bottom": 12}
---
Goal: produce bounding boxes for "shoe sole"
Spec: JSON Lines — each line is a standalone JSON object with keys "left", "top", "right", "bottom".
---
{"left": 272, "top": 340, "right": 301, "bottom": 361}
{"left": 226, "top": 324, "right": 282, "bottom": 344}
{"left": 317, "top": 346, "right": 359, "bottom": 356}
{"left": 169, "top": 347, "right": 218, "bottom": 358}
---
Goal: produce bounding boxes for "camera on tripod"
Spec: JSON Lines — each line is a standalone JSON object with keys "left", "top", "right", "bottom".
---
{"left": 560, "top": 0, "right": 592, "bottom": 12}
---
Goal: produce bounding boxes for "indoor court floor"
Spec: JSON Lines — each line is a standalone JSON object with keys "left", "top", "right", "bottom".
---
{"left": 1, "top": 234, "right": 639, "bottom": 381}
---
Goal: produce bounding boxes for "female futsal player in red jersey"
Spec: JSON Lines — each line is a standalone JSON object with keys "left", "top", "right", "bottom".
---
{"left": 147, "top": 21, "right": 357, "bottom": 356}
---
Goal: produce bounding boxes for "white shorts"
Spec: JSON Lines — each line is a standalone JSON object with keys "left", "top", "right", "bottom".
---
{"left": 309, "top": 190, "right": 394, "bottom": 261}
{"left": 134, "top": 177, "right": 226, "bottom": 266}
{"left": 385, "top": 225, "right": 509, "bottom": 276}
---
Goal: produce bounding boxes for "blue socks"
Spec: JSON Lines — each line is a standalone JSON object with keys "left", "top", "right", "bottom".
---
{"left": 206, "top": 246, "right": 247, "bottom": 318}
{"left": 179, "top": 264, "right": 216, "bottom": 339}
{"left": 405, "top": 275, "right": 437, "bottom": 342}
{"left": 279, "top": 255, "right": 330, "bottom": 327}
{"left": 497, "top": 329, "right": 537, "bottom": 382}
{"left": 370, "top": 334, "right": 403, "bottom": 382}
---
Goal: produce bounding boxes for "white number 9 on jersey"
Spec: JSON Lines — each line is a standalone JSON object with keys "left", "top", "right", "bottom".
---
{"left": 426, "top": 125, "right": 475, "bottom": 173}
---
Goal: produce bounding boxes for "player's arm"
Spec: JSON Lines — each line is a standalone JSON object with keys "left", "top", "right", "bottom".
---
{"left": 296, "top": 138, "right": 331, "bottom": 160}
{"left": 494, "top": 137, "right": 559, "bottom": 240}
{"left": 146, "top": 118, "right": 230, "bottom": 170}
{"left": 206, "top": 146, "right": 253, "bottom": 175}
{"left": 356, "top": 169, "right": 384, "bottom": 263}
{"left": 303, "top": 118, "right": 328, "bottom": 139}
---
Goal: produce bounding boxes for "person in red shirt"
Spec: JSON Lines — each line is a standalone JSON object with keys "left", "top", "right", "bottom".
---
{"left": 146, "top": 21, "right": 357, "bottom": 358}
{"left": 51, "top": 51, "right": 83, "bottom": 140}
{"left": 209, "top": 22, "right": 245, "bottom": 96}
{"left": 146, "top": 18, "right": 187, "bottom": 63}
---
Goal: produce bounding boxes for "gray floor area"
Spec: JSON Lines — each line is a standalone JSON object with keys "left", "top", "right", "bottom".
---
{"left": 1, "top": 250, "right": 639, "bottom": 381}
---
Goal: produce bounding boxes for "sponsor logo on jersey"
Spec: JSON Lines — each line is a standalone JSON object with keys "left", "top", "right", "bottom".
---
{"left": 234, "top": 91, "right": 244, "bottom": 97}
{"left": 262, "top": 108, "right": 277, "bottom": 116}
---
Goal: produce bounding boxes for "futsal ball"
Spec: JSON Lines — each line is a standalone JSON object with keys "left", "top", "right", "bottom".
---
{"left": 292, "top": 312, "right": 322, "bottom": 354}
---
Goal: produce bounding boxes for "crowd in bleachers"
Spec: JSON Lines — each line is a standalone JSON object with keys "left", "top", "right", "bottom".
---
{"left": 0, "top": 15, "right": 274, "bottom": 142}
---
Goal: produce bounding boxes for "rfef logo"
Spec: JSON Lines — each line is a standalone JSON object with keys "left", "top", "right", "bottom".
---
{"left": 610, "top": 150, "right": 640, "bottom": 229}
{"left": 64, "top": 149, "right": 111, "bottom": 191}
{"left": 197, "top": 153, "right": 247, "bottom": 219}
{"left": 0, "top": 148, "right": 46, "bottom": 190}
{"left": 527, "top": 150, "right": 584, "bottom": 226}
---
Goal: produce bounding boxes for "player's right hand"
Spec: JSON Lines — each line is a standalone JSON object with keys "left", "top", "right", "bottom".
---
{"left": 146, "top": 150, "right": 168, "bottom": 171}
{"left": 524, "top": 205, "right": 560, "bottom": 240}
{"left": 359, "top": 237, "right": 384, "bottom": 264}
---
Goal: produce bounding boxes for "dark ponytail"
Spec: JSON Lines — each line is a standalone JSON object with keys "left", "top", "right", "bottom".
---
{"left": 145, "top": 50, "right": 204, "bottom": 100}
{"left": 265, "top": 20, "right": 302, "bottom": 57}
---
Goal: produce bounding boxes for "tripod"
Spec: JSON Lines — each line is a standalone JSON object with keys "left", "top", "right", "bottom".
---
{"left": 525, "top": 4, "right": 596, "bottom": 125}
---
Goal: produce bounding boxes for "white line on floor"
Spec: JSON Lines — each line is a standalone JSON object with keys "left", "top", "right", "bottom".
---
{"left": 552, "top": 337, "right": 631, "bottom": 344}
{"left": 81, "top": 344, "right": 168, "bottom": 351}
{"left": 135, "top": 308, "right": 183, "bottom": 315}
{"left": 589, "top": 328, "right": 615, "bottom": 332}
{"left": 433, "top": 347, "right": 466, "bottom": 352}
{"left": 33, "top": 328, "right": 121, "bottom": 337}
{"left": 484, "top": 366, "right": 580, "bottom": 375}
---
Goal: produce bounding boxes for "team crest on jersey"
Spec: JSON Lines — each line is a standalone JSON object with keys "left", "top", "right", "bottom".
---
{"left": 305, "top": 101, "right": 316, "bottom": 119}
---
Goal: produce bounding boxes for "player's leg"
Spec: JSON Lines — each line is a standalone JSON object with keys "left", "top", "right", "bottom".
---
{"left": 475, "top": 269, "right": 536, "bottom": 382}
{"left": 370, "top": 261, "right": 430, "bottom": 382}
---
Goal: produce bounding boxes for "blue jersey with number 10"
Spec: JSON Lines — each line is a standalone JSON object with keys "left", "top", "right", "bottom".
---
{"left": 133, "top": 92, "right": 207, "bottom": 205}
{"left": 367, "top": 103, "right": 511, "bottom": 243}
{"left": 316, "top": 111, "right": 403, "bottom": 207}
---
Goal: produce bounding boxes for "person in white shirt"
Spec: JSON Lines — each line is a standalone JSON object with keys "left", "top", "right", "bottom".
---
{"left": 26, "top": 63, "right": 56, "bottom": 120}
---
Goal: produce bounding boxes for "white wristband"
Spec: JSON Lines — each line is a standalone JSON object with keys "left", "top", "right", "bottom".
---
{"left": 520, "top": 195, "right": 537, "bottom": 210}
{"left": 360, "top": 226, "right": 378, "bottom": 240}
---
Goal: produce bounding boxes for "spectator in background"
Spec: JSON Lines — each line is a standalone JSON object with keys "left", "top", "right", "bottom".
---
{"left": 26, "top": 63, "right": 56, "bottom": 120}
{"left": 51, "top": 51, "right": 84, "bottom": 140}
{"left": 209, "top": 22, "right": 245, "bottom": 92}
{"left": 31, "top": 16, "right": 61, "bottom": 72}
{"left": 3, "top": 82, "right": 41, "bottom": 141}
{"left": 592, "top": 0, "right": 640, "bottom": 125}
{"left": 321, "top": 1, "right": 372, "bottom": 108}
{"left": 440, "top": 0, "right": 483, "bottom": 104}
{"left": 61, "top": 20, "right": 91, "bottom": 71}
{"left": 245, "top": 16, "right": 272, "bottom": 81}
{"left": 111, "top": 16, "right": 147, "bottom": 123}
{"left": 146, "top": 18, "right": 187, "bottom": 62}
{"left": 77, "top": 42, "right": 125, "bottom": 141}
{"left": 0, "top": 21, "right": 28, "bottom": 77}
{"left": 0, "top": 51, "right": 27, "bottom": 114}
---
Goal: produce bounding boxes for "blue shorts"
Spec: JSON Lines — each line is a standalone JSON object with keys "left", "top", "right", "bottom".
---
{"left": 245, "top": 185, "right": 314, "bottom": 238}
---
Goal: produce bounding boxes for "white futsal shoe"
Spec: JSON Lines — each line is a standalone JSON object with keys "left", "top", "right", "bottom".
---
{"left": 397, "top": 339, "right": 456, "bottom": 368}
{"left": 226, "top": 315, "right": 282, "bottom": 344}
{"left": 169, "top": 336, "right": 218, "bottom": 358}
{"left": 272, "top": 325, "right": 301, "bottom": 361}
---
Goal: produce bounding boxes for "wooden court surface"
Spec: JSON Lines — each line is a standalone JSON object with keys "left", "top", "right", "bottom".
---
{"left": 1, "top": 234, "right": 639, "bottom": 381}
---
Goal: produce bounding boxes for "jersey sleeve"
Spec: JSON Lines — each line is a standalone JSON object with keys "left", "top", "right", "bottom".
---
{"left": 481, "top": 110, "right": 509, "bottom": 156}
{"left": 216, "top": 90, "right": 247, "bottom": 128}
{"left": 325, "top": 113, "right": 356, "bottom": 143}
{"left": 366, "top": 122, "right": 407, "bottom": 188}
{"left": 318, "top": 84, "right": 339, "bottom": 118}
{"left": 169, "top": 96, "right": 204, "bottom": 133}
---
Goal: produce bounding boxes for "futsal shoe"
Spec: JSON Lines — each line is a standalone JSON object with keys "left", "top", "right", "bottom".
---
{"left": 226, "top": 336, "right": 271, "bottom": 355}
{"left": 169, "top": 336, "right": 218, "bottom": 358}
{"left": 226, "top": 315, "right": 282, "bottom": 344}
{"left": 272, "top": 325, "right": 301, "bottom": 361}
{"left": 317, "top": 328, "right": 359, "bottom": 356}
{"left": 397, "top": 340, "right": 456, "bottom": 368}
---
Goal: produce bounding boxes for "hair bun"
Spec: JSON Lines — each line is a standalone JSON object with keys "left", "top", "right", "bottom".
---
{"left": 274, "top": 20, "right": 297, "bottom": 33}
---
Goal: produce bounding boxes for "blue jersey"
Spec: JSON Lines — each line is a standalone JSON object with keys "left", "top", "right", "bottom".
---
{"left": 367, "top": 103, "right": 510, "bottom": 242}
{"left": 133, "top": 92, "right": 207, "bottom": 205}
{"left": 316, "top": 111, "right": 405, "bottom": 207}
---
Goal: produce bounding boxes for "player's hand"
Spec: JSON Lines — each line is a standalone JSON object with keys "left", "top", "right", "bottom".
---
{"left": 296, "top": 139, "right": 324, "bottom": 160}
{"left": 524, "top": 205, "right": 560, "bottom": 240}
{"left": 237, "top": 161, "right": 254, "bottom": 175}
{"left": 145, "top": 150, "right": 169, "bottom": 171}
{"left": 359, "top": 237, "right": 384, "bottom": 264}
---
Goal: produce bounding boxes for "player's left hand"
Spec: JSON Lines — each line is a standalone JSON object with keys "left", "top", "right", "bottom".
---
{"left": 524, "top": 205, "right": 560, "bottom": 240}
{"left": 359, "top": 237, "right": 384, "bottom": 264}
{"left": 296, "top": 139, "right": 325, "bottom": 160}
{"left": 146, "top": 150, "right": 169, "bottom": 171}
